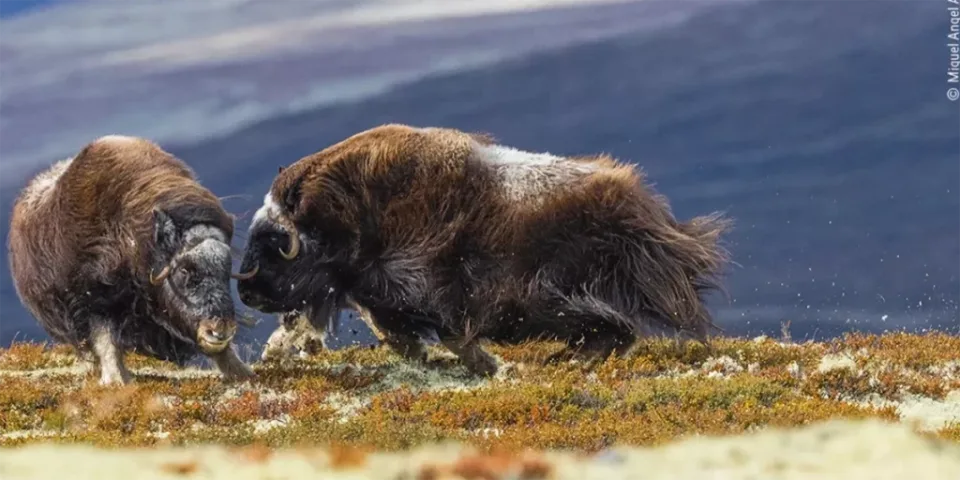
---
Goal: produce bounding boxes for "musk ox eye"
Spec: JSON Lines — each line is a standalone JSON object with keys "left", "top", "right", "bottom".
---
{"left": 177, "top": 268, "right": 199, "bottom": 288}
{"left": 263, "top": 232, "right": 285, "bottom": 248}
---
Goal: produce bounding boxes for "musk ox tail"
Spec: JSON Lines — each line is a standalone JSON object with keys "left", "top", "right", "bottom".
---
{"left": 519, "top": 165, "right": 734, "bottom": 345}
{"left": 676, "top": 211, "right": 733, "bottom": 294}
{"left": 639, "top": 209, "right": 733, "bottom": 341}
{"left": 577, "top": 167, "right": 733, "bottom": 343}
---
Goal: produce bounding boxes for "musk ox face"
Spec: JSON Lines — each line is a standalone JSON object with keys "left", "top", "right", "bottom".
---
{"left": 235, "top": 193, "right": 342, "bottom": 330}
{"left": 150, "top": 208, "right": 238, "bottom": 354}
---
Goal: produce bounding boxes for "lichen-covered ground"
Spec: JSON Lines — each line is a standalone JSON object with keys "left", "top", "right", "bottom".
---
{"left": 2, "top": 332, "right": 960, "bottom": 478}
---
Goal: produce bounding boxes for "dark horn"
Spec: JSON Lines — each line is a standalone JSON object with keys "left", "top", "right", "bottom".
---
{"left": 278, "top": 217, "right": 300, "bottom": 260}
{"left": 149, "top": 265, "right": 172, "bottom": 285}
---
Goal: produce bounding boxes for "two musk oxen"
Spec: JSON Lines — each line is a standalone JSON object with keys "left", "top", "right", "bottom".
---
{"left": 235, "top": 124, "right": 731, "bottom": 376}
{"left": 8, "top": 136, "right": 256, "bottom": 385}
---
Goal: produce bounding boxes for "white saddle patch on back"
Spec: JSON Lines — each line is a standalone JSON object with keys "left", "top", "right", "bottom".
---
{"left": 474, "top": 143, "right": 598, "bottom": 203}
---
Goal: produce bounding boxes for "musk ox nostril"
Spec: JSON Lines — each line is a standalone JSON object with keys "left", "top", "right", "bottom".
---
{"left": 198, "top": 318, "right": 234, "bottom": 348}
{"left": 204, "top": 328, "right": 225, "bottom": 341}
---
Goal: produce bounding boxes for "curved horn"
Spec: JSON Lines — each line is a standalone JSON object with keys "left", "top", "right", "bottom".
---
{"left": 149, "top": 265, "right": 172, "bottom": 285}
{"left": 277, "top": 216, "right": 300, "bottom": 260}
{"left": 231, "top": 263, "right": 259, "bottom": 280}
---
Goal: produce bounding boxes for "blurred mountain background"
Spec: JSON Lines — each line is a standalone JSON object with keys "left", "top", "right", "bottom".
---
{"left": 1, "top": 0, "right": 957, "bottom": 353}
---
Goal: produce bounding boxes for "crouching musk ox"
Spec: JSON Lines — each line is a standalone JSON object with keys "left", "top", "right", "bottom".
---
{"left": 235, "top": 124, "right": 732, "bottom": 376}
{"left": 8, "top": 135, "right": 256, "bottom": 385}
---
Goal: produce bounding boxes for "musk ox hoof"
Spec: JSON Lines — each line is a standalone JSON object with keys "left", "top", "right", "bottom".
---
{"left": 382, "top": 335, "right": 429, "bottom": 364}
{"left": 211, "top": 347, "right": 257, "bottom": 383}
{"left": 261, "top": 326, "right": 294, "bottom": 362}
{"left": 462, "top": 353, "right": 499, "bottom": 378}
{"left": 299, "top": 334, "right": 325, "bottom": 357}
{"left": 98, "top": 368, "right": 132, "bottom": 386}
{"left": 544, "top": 348, "right": 577, "bottom": 365}
{"left": 261, "top": 322, "right": 326, "bottom": 362}
{"left": 466, "top": 359, "right": 498, "bottom": 377}
{"left": 221, "top": 363, "right": 256, "bottom": 383}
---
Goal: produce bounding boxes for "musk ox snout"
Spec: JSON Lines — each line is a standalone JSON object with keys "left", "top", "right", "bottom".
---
{"left": 235, "top": 212, "right": 307, "bottom": 313}
{"left": 235, "top": 269, "right": 286, "bottom": 314}
{"left": 235, "top": 249, "right": 268, "bottom": 309}
{"left": 197, "top": 317, "right": 236, "bottom": 353}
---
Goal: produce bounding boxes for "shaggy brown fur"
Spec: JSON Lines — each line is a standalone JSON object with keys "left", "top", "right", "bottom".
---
{"left": 8, "top": 135, "right": 254, "bottom": 384}
{"left": 236, "top": 124, "right": 731, "bottom": 376}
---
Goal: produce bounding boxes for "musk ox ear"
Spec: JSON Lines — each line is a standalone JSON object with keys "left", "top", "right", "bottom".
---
{"left": 152, "top": 208, "right": 179, "bottom": 251}
{"left": 282, "top": 175, "right": 305, "bottom": 214}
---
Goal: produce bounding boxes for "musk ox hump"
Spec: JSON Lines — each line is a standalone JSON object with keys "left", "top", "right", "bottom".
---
{"left": 92, "top": 134, "right": 142, "bottom": 146}
{"left": 14, "top": 157, "right": 74, "bottom": 209}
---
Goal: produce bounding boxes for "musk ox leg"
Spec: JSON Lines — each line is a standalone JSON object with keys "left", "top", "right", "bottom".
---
{"left": 89, "top": 322, "right": 132, "bottom": 385}
{"left": 261, "top": 313, "right": 326, "bottom": 362}
{"left": 539, "top": 296, "right": 639, "bottom": 367}
{"left": 440, "top": 337, "right": 499, "bottom": 377}
{"left": 364, "top": 307, "right": 430, "bottom": 364}
{"left": 209, "top": 346, "right": 256, "bottom": 383}
{"left": 382, "top": 333, "right": 429, "bottom": 363}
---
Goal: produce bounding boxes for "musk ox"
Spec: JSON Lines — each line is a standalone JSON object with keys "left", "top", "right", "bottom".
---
{"left": 235, "top": 124, "right": 731, "bottom": 376}
{"left": 7, "top": 135, "right": 256, "bottom": 385}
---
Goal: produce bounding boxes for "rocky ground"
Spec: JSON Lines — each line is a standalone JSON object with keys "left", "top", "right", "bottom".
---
{"left": 2, "top": 332, "right": 960, "bottom": 479}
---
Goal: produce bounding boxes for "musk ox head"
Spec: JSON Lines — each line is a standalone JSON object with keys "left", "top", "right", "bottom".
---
{"left": 150, "top": 207, "right": 245, "bottom": 354}
{"left": 234, "top": 168, "right": 343, "bottom": 332}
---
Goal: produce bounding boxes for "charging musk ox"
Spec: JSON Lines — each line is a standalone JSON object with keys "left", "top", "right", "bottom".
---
{"left": 235, "top": 124, "right": 731, "bottom": 376}
{"left": 7, "top": 135, "right": 256, "bottom": 385}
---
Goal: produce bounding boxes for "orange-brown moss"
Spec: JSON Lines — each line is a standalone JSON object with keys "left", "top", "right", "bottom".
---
{"left": 0, "top": 332, "right": 957, "bottom": 452}
{"left": 0, "top": 343, "right": 75, "bottom": 370}
{"left": 830, "top": 332, "right": 960, "bottom": 370}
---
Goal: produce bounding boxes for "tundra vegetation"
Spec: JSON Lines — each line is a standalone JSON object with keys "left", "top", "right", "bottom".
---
{"left": 4, "top": 129, "right": 960, "bottom": 477}
{"left": 2, "top": 331, "right": 960, "bottom": 454}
